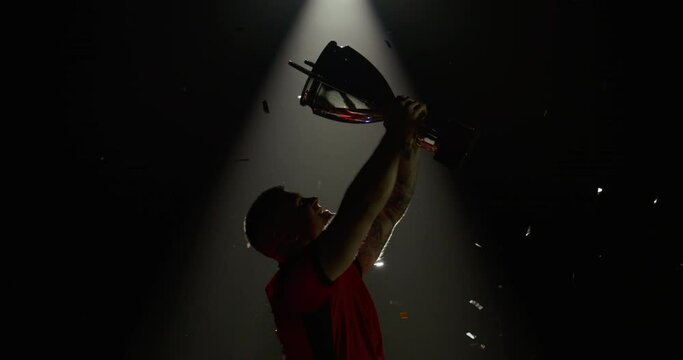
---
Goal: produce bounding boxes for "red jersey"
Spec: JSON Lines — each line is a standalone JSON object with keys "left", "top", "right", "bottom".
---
{"left": 265, "top": 242, "right": 385, "bottom": 359}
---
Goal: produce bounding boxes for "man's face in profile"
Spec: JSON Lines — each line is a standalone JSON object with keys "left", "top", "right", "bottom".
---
{"left": 275, "top": 191, "right": 335, "bottom": 252}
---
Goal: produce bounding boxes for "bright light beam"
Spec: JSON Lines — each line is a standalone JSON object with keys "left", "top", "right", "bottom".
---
{"left": 178, "top": 1, "right": 416, "bottom": 358}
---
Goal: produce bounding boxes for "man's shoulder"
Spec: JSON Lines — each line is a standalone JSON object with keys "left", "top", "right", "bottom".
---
{"left": 265, "top": 270, "right": 283, "bottom": 301}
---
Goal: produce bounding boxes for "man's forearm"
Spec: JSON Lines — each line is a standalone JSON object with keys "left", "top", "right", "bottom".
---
{"left": 382, "top": 141, "right": 420, "bottom": 223}
{"left": 340, "top": 130, "right": 404, "bottom": 219}
{"left": 365, "top": 142, "right": 419, "bottom": 264}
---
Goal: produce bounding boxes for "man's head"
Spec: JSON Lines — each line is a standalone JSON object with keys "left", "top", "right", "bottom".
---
{"left": 244, "top": 186, "right": 335, "bottom": 264}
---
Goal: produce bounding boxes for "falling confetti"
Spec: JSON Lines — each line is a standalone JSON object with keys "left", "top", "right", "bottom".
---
{"left": 469, "top": 300, "right": 484, "bottom": 310}
{"left": 374, "top": 261, "right": 384, "bottom": 267}
{"left": 653, "top": 198, "right": 658, "bottom": 205}
{"left": 262, "top": 100, "right": 270, "bottom": 113}
{"left": 479, "top": 344, "right": 486, "bottom": 350}
{"left": 474, "top": 242, "right": 483, "bottom": 248}
{"left": 466, "top": 332, "right": 477, "bottom": 340}
{"left": 400, "top": 312, "right": 409, "bottom": 320}
{"left": 597, "top": 187, "right": 603, "bottom": 194}
{"left": 385, "top": 40, "right": 392, "bottom": 48}
{"left": 525, "top": 225, "right": 531, "bottom": 237}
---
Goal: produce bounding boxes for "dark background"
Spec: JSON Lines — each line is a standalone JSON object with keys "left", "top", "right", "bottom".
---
{"left": 60, "top": 0, "right": 679, "bottom": 358}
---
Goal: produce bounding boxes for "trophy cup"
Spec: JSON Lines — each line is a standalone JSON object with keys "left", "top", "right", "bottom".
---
{"left": 288, "top": 41, "right": 478, "bottom": 169}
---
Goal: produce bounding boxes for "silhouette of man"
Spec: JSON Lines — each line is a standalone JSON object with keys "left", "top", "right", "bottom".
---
{"left": 244, "top": 96, "right": 427, "bottom": 359}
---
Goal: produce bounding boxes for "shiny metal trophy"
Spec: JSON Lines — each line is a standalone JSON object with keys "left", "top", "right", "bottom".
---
{"left": 289, "top": 41, "right": 478, "bottom": 169}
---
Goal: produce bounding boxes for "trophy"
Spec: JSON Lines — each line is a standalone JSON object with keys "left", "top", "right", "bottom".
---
{"left": 288, "top": 41, "right": 478, "bottom": 169}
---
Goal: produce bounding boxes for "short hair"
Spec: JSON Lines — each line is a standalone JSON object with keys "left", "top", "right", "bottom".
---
{"left": 244, "top": 185, "right": 288, "bottom": 259}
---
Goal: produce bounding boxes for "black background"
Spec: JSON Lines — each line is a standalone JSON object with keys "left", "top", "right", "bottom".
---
{"left": 60, "top": 0, "right": 679, "bottom": 358}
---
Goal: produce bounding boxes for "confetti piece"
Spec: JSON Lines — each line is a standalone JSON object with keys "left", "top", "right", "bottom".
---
{"left": 525, "top": 225, "right": 531, "bottom": 237}
{"left": 385, "top": 40, "right": 392, "bottom": 48}
{"left": 466, "top": 332, "right": 476, "bottom": 340}
{"left": 400, "top": 312, "right": 409, "bottom": 320}
{"left": 469, "top": 300, "right": 484, "bottom": 310}
{"left": 262, "top": 100, "right": 270, "bottom": 113}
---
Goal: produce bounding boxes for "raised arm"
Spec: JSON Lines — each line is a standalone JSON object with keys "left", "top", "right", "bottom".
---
{"left": 356, "top": 133, "right": 420, "bottom": 273}
{"left": 316, "top": 101, "right": 407, "bottom": 281}
{"left": 316, "top": 97, "right": 421, "bottom": 281}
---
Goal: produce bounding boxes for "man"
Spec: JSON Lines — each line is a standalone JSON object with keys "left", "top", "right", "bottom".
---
{"left": 244, "top": 95, "right": 427, "bottom": 359}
